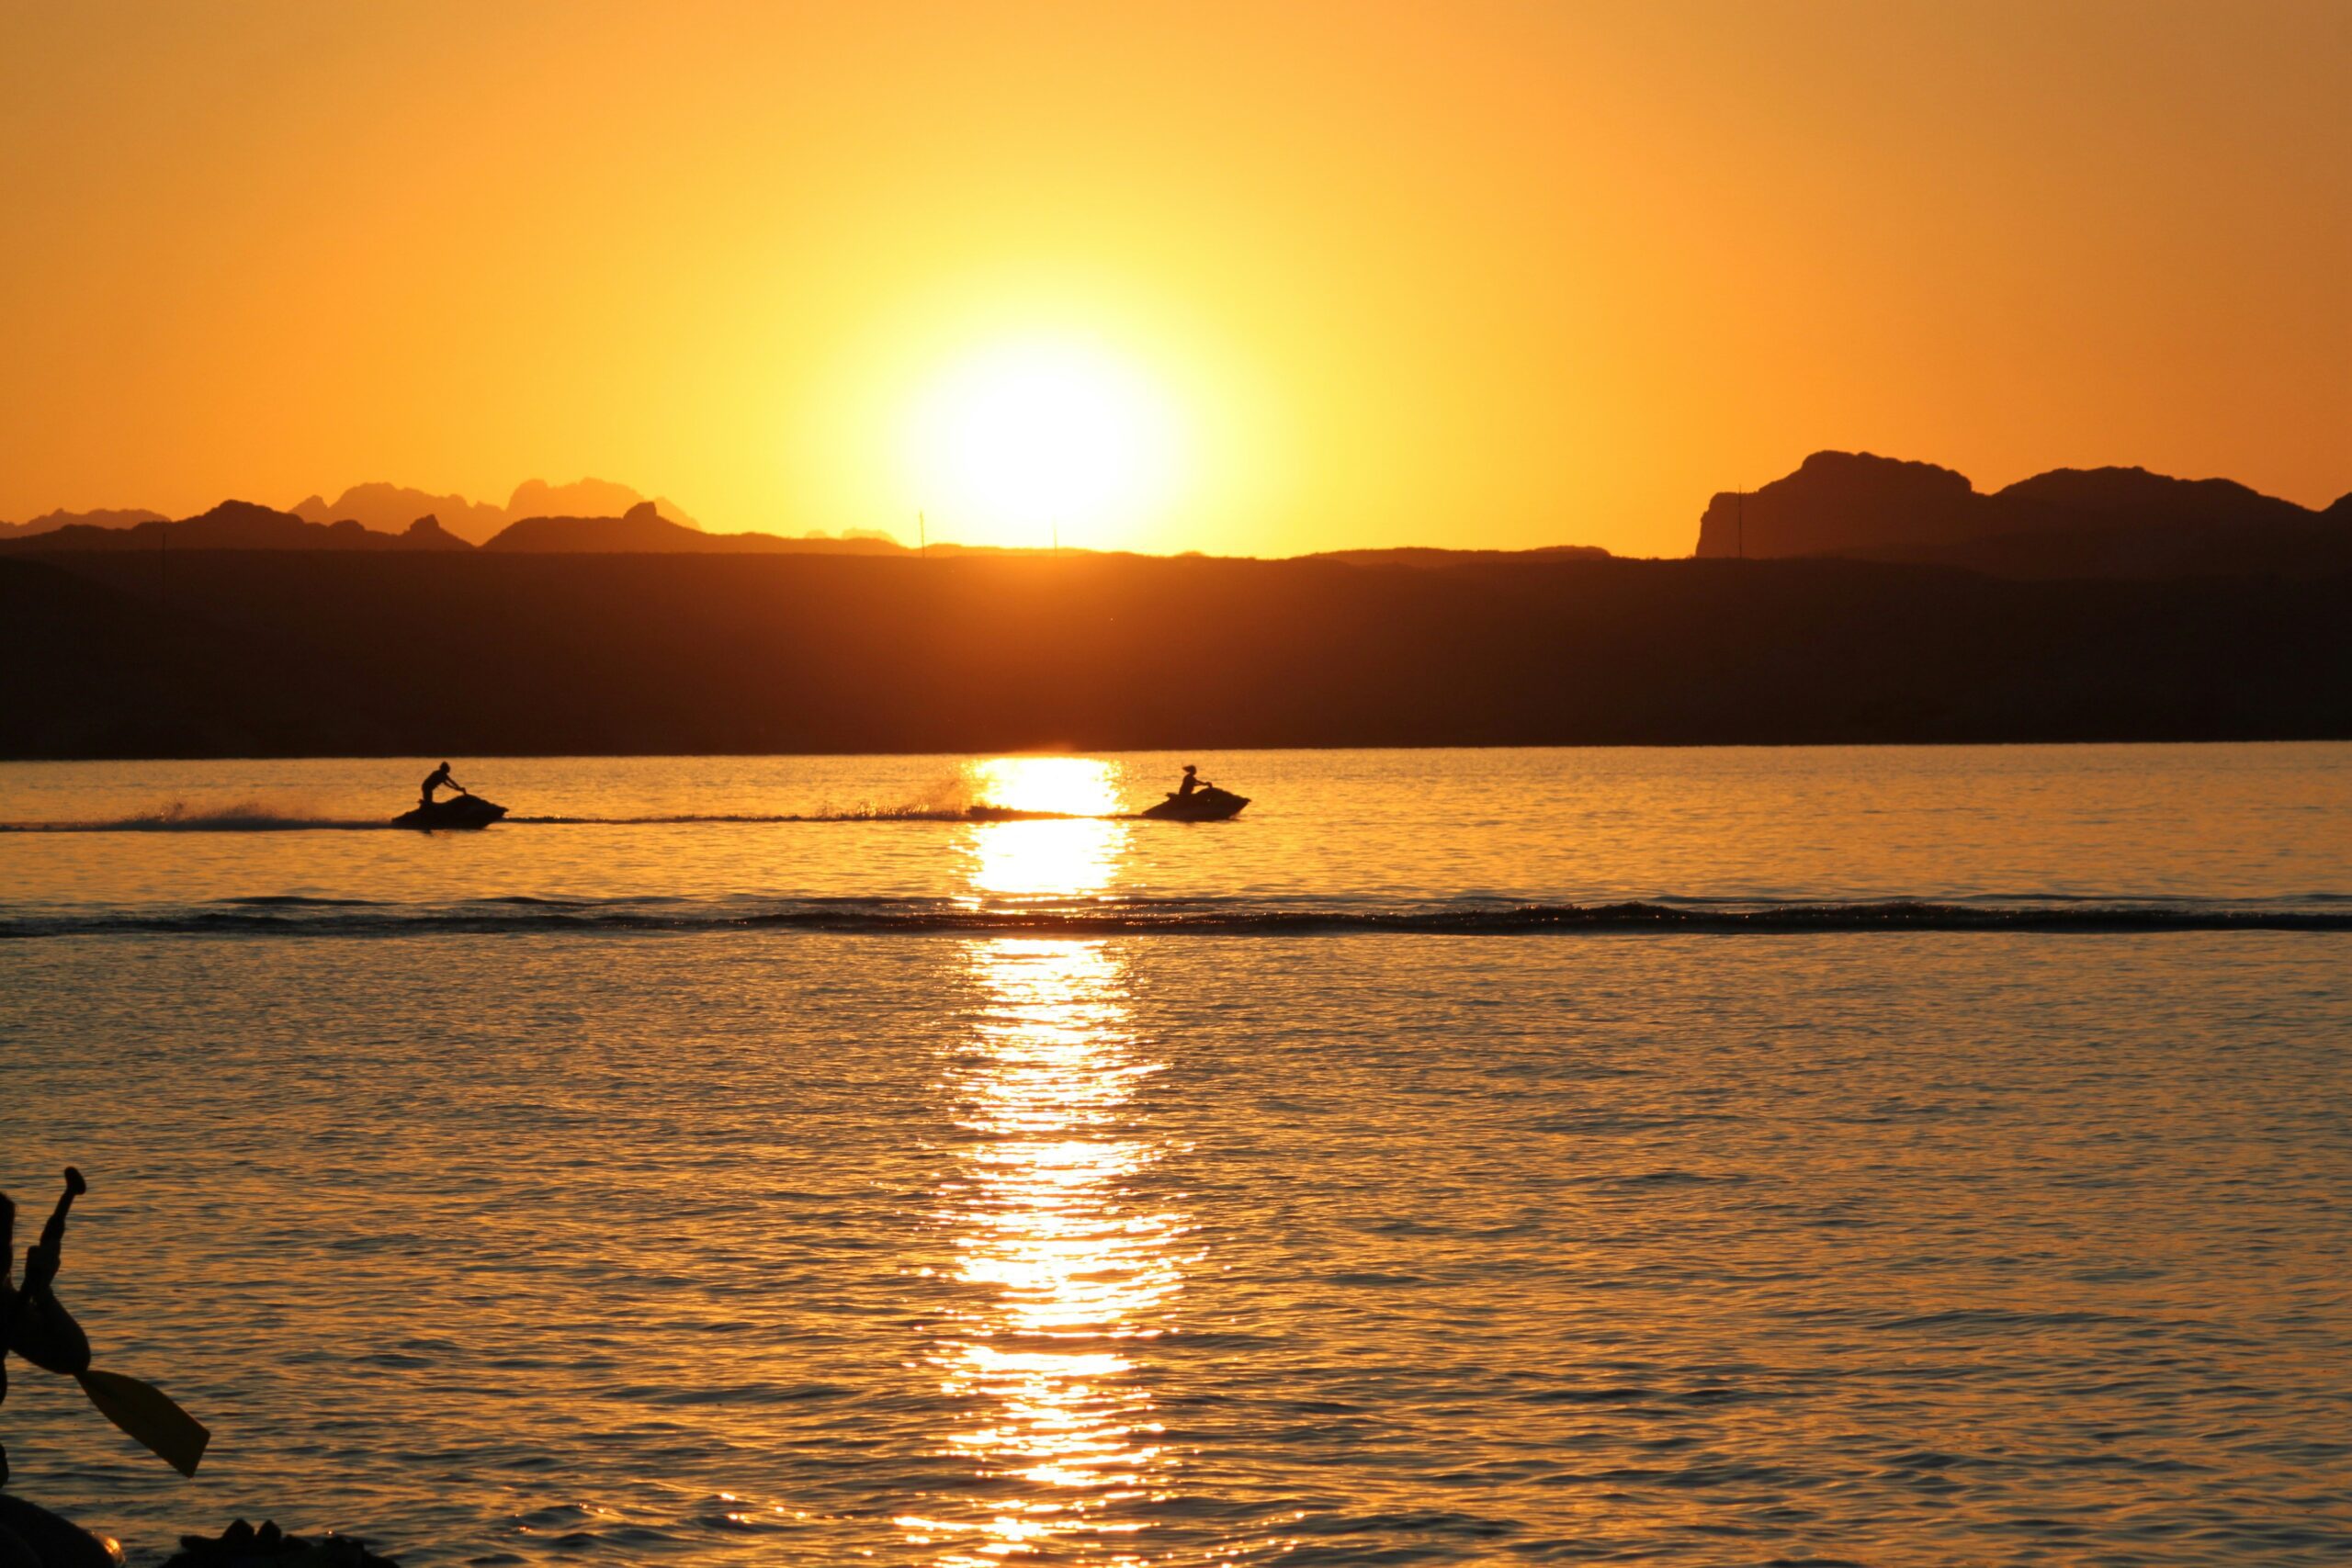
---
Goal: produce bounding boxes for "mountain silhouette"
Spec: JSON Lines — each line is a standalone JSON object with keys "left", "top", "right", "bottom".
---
{"left": 6, "top": 479, "right": 700, "bottom": 547}
{"left": 503, "top": 479, "right": 697, "bottom": 532}
{"left": 293, "top": 478, "right": 695, "bottom": 544}
{"left": 13, "top": 455, "right": 2343, "bottom": 572}
{"left": 0, "top": 506, "right": 168, "bottom": 540}
{"left": 394, "top": 515, "right": 472, "bottom": 550}
{"left": 6, "top": 495, "right": 911, "bottom": 557}
{"left": 481, "top": 501, "right": 907, "bottom": 554}
{"left": 291, "top": 485, "right": 507, "bottom": 544}
{"left": 1697, "top": 451, "right": 2350, "bottom": 577}
{"left": 2, "top": 501, "right": 472, "bottom": 554}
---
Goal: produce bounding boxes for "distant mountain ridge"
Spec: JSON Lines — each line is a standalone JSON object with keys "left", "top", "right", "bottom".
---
{"left": 1, "top": 497, "right": 906, "bottom": 558}
{"left": 288, "top": 485, "right": 507, "bottom": 543}
{"left": 1698, "top": 451, "right": 2352, "bottom": 578}
{"left": 13, "top": 456, "right": 2346, "bottom": 571}
{"left": 3, "top": 501, "right": 469, "bottom": 554}
{"left": 481, "top": 502, "right": 904, "bottom": 555}
{"left": 3, "top": 478, "right": 705, "bottom": 547}
{"left": 0, "top": 506, "right": 168, "bottom": 540}
{"left": 290, "top": 479, "right": 697, "bottom": 545}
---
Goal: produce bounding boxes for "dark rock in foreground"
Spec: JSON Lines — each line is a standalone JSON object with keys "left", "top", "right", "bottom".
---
{"left": 0, "top": 1495, "right": 119, "bottom": 1568}
{"left": 162, "top": 1519, "right": 395, "bottom": 1567}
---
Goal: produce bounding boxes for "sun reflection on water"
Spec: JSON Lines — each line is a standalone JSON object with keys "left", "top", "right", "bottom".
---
{"left": 963, "top": 758, "right": 1130, "bottom": 902}
{"left": 910, "top": 758, "right": 1186, "bottom": 1564}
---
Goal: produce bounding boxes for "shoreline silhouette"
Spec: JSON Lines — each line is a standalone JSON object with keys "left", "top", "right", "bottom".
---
{"left": 6, "top": 551, "right": 2347, "bottom": 760}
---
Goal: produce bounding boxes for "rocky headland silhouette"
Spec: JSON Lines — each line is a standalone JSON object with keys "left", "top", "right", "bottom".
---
{"left": 1697, "top": 451, "right": 2352, "bottom": 578}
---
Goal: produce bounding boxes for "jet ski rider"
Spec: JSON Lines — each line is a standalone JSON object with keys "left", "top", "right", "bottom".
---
{"left": 420, "top": 761, "right": 466, "bottom": 808}
{"left": 1175, "top": 764, "right": 1212, "bottom": 798}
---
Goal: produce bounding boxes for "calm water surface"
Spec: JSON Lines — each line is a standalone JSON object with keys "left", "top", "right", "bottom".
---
{"left": 2, "top": 747, "right": 2347, "bottom": 1564}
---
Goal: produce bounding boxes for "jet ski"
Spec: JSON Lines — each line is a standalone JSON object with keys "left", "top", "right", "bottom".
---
{"left": 1139, "top": 785, "right": 1250, "bottom": 822}
{"left": 392, "top": 791, "right": 508, "bottom": 830}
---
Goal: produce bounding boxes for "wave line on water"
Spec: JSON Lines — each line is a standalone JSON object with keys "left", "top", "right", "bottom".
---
{"left": 4, "top": 897, "right": 2348, "bottom": 940}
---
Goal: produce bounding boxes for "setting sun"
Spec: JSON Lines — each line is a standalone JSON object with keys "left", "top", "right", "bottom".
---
{"left": 902, "top": 338, "right": 1183, "bottom": 550}
{"left": 4, "top": 6, "right": 2349, "bottom": 1566}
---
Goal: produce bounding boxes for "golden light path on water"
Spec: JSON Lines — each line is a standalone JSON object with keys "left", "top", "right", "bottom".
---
{"left": 963, "top": 756, "right": 1132, "bottom": 903}
{"left": 904, "top": 759, "right": 1192, "bottom": 1565}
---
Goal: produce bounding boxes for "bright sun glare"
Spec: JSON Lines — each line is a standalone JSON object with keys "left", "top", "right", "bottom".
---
{"left": 905, "top": 338, "right": 1182, "bottom": 547}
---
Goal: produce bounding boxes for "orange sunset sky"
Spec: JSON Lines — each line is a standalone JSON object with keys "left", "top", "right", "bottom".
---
{"left": 3, "top": 0, "right": 2345, "bottom": 557}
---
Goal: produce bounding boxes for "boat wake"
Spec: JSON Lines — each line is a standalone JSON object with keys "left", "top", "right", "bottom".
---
{"left": 0, "top": 804, "right": 390, "bottom": 833}
{"left": 4, "top": 894, "right": 2346, "bottom": 939}
{"left": 1, "top": 805, "right": 1114, "bottom": 833}
{"left": 509, "top": 806, "right": 1096, "bottom": 825}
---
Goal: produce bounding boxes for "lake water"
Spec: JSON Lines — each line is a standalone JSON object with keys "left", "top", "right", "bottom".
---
{"left": 3, "top": 746, "right": 2348, "bottom": 1565}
